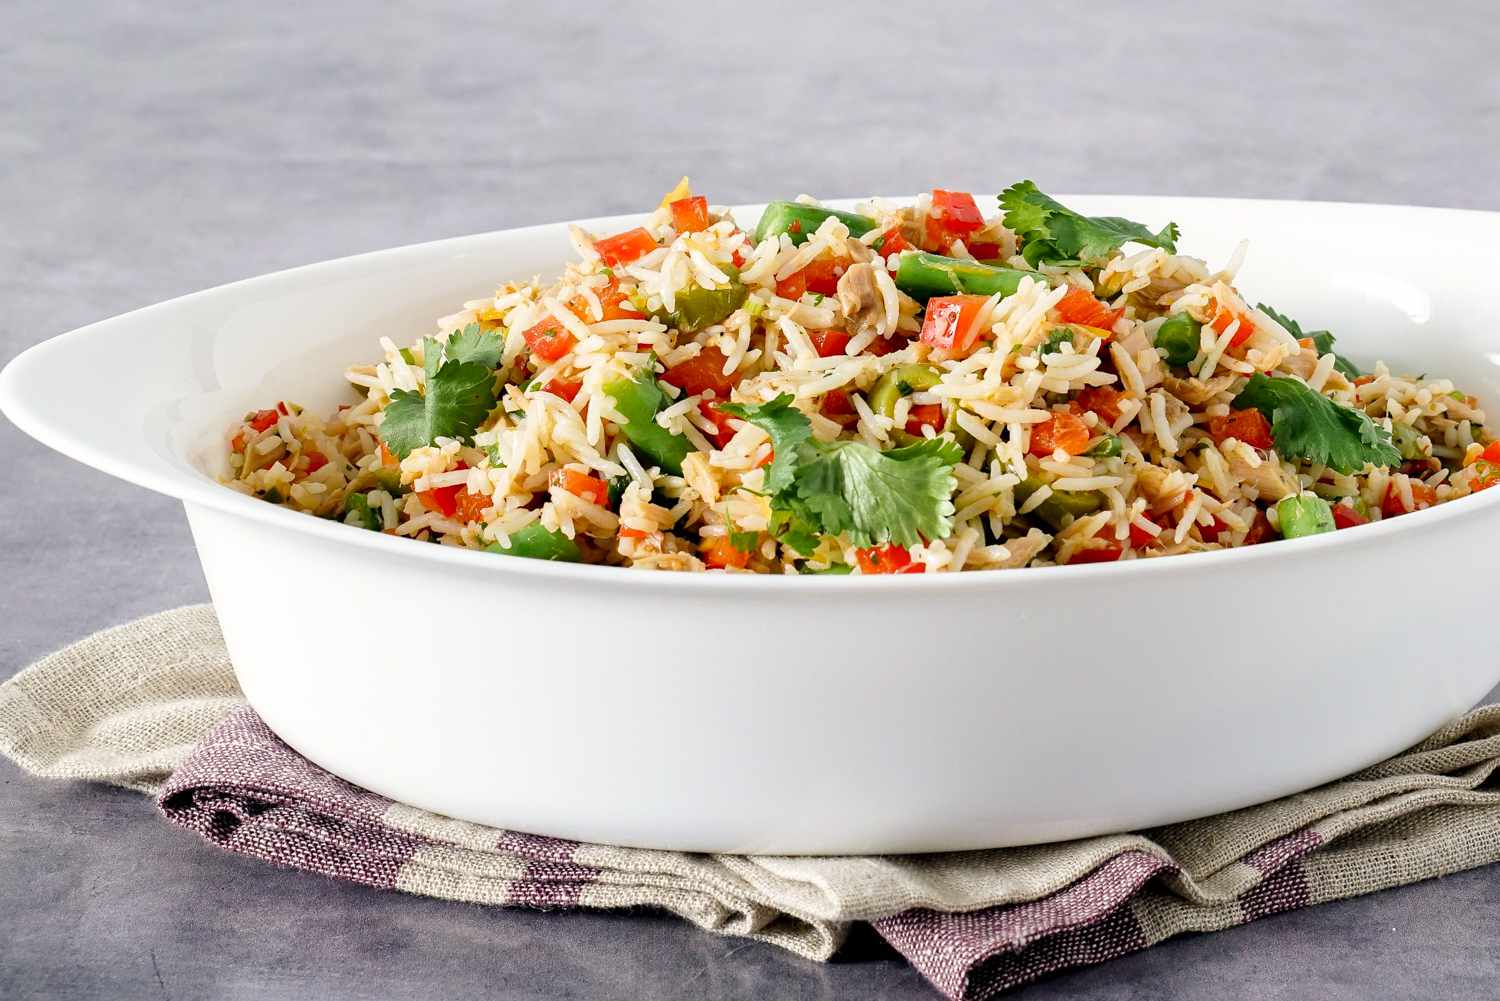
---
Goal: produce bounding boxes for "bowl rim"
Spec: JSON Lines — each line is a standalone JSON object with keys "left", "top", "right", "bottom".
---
{"left": 5, "top": 192, "right": 1500, "bottom": 593}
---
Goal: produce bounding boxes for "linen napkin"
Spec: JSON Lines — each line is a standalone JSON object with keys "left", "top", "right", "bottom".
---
{"left": 4, "top": 606, "right": 1500, "bottom": 999}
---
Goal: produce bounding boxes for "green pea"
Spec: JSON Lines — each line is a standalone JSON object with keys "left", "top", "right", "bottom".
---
{"left": 1154, "top": 314, "right": 1201, "bottom": 366}
{"left": 1275, "top": 494, "right": 1335, "bottom": 539}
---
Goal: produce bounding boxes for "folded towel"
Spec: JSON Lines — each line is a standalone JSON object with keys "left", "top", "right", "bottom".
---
{"left": 4, "top": 605, "right": 1499, "bottom": 999}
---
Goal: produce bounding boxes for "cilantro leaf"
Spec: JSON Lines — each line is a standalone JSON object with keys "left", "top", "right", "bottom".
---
{"left": 444, "top": 323, "right": 504, "bottom": 369}
{"left": 728, "top": 528, "right": 759, "bottom": 554}
{"left": 999, "top": 180, "right": 1179, "bottom": 267}
{"left": 1232, "top": 374, "right": 1399, "bottom": 474}
{"left": 379, "top": 336, "right": 498, "bottom": 458}
{"left": 790, "top": 437, "right": 963, "bottom": 547}
{"left": 1257, "top": 303, "right": 1360, "bottom": 380}
{"left": 716, "top": 393, "right": 813, "bottom": 493}
{"left": 768, "top": 502, "right": 824, "bottom": 556}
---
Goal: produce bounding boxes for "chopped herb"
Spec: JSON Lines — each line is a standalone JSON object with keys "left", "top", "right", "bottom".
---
{"left": 379, "top": 336, "right": 498, "bottom": 458}
{"left": 999, "top": 180, "right": 1179, "bottom": 267}
{"left": 1258, "top": 304, "right": 1359, "bottom": 379}
{"left": 716, "top": 394, "right": 813, "bottom": 493}
{"left": 728, "top": 529, "right": 759, "bottom": 554}
{"left": 444, "top": 323, "right": 504, "bottom": 369}
{"left": 810, "top": 293, "right": 825, "bottom": 306}
{"left": 1232, "top": 374, "right": 1400, "bottom": 474}
{"left": 1039, "top": 326, "right": 1075, "bottom": 356}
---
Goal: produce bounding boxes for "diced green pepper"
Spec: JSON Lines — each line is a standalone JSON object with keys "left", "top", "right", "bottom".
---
{"left": 1153, "top": 314, "right": 1201, "bottom": 366}
{"left": 1014, "top": 475, "right": 1105, "bottom": 530}
{"left": 650, "top": 278, "right": 748, "bottom": 333}
{"left": 751, "top": 201, "right": 877, "bottom": 246}
{"left": 399, "top": 347, "right": 417, "bottom": 365}
{"left": 342, "top": 491, "right": 382, "bottom": 531}
{"left": 800, "top": 561, "right": 854, "bottom": 575}
{"left": 602, "top": 370, "right": 691, "bottom": 475}
{"left": 1086, "top": 434, "right": 1122, "bottom": 459}
{"left": 1390, "top": 421, "right": 1427, "bottom": 461}
{"left": 894, "top": 251, "right": 1039, "bottom": 302}
{"left": 1276, "top": 494, "right": 1335, "bottom": 538}
{"left": 374, "top": 468, "right": 404, "bottom": 495}
{"left": 486, "top": 521, "right": 582, "bottom": 562}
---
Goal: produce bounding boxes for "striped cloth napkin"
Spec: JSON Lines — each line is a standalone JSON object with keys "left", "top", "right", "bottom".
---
{"left": 4, "top": 606, "right": 1500, "bottom": 999}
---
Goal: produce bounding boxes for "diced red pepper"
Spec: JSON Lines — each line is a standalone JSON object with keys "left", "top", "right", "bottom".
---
{"left": 248, "top": 408, "right": 281, "bottom": 433}
{"left": 809, "top": 329, "right": 851, "bottom": 357}
{"left": 1029, "top": 411, "right": 1091, "bottom": 457}
{"left": 523, "top": 315, "right": 576, "bottom": 362}
{"left": 619, "top": 527, "right": 651, "bottom": 540}
{"left": 856, "top": 544, "right": 925, "bottom": 574}
{"left": 803, "top": 256, "right": 848, "bottom": 296}
{"left": 876, "top": 227, "right": 911, "bottom": 261}
{"left": 1483, "top": 441, "right": 1500, "bottom": 465}
{"left": 553, "top": 468, "right": 609, "bottom": 507}
{"left": 662, "top": 345, "right": 737, "bottom": 399}
{"left": 303, "top": 451, "right": 328, "bottom": 474}
{"left": 1243, "top": 510, "right": 1276, "bottom": 545}
{"left": 919, "top": 294, "right": 990, "bottom": 357}
{"left": 571, "top": 276, "right": 643, "bottom": 322}
{"left": 1331, "top": 503, "right": 1369, "bottom": 530}
{"left": 593, "top": 227, "right": 658, "bottom": 267}
{"left": 1066, "top": 541, "right": 1123, "bottom": 564}
{"left": 924, "top": 189, "right": 985, "bottom": 249}
{"left": 668, "top": 195, "right": 711, "bottom": 234}
{"left": 1071, "top": 386, "right": 1125, "bottom": 427}
{"left": 1207, "top": 408, "right": 1274, "bottom": 450}
{"left": 905, "top": 403, "right": 945, "bottom": 437}
{"left": 819, "top": 389, "right": 858, "bottom": 427}
{"left": 1128, "top": 520, "right": 1161, "bottom": 548}
{"left": 863, "top": 332, "right": 905, "bottom": 356}
{"left": 454, "top": 489, "right": 493, "bottom": 523}
{"left": 1055, "top": 286, "right": 1123, "bottom": 332}
{"left": 966, "top": 241, "right": 1002, "bottom": 260}
{"left": 775, "top": 270, "right": 808, "bottom": 300}
{"left": 544, "top": 378, "right": 582, "bottom": 403}
{"left": 1381, "top": 479, "right": 1437, "bottom": 518}
{"left": 1211, "top": 302, "right": 1256, "bottom": 348}
{"left": 378, "top": 442, "right": 398, "bottom": 467}
{"left": 702, "top": 535, "right": 750, "bottom": 570}
{"left": 701, "top": 402, "right": 739, "bottom": 448}
{"left": 1199, "top": 516, "right": 1228, "bottom": 544}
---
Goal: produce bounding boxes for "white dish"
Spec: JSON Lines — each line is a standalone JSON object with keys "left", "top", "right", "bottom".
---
{"left": 5, "top": 196, "right": 1500, "bottom": 854}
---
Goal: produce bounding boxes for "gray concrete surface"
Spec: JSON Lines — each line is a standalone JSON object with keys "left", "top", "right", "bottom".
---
{"left": 3, "top": 1, "right": 1499, "bottom": 997}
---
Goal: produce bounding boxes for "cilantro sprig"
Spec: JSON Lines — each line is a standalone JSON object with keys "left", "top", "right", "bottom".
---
{"left": 1257, "top": 304, "right": 1360, "bottom": 380}
{"left": 721, "top": 394, "right": 962, "bottom": 549}
{"left": 1231, "top": 374, "right": 1399, "bottom": 474}
{"left": 1000, "top": 181, "right": 1179, "bottom": 268}
{"left": 379, "top": 332, "right": 500, "bottom": 458}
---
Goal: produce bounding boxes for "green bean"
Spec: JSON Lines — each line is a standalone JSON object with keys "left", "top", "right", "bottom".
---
{"left": 1153, "top": 314, "right": 1201, "bottom": 366}
{"left": 486, "top": 521, "right": 582, "bottom": 562}
{"left": 894, "top": 252, "right": 1039, "bottom": 302}
{"left": 602, "top": 370, "right": 691, "bottom": 475}
{"left": 751, "top": 201, "right": 877, "bottom": 246}
{"left": 1275, "top": 494, "right": 1335, "bottom": 539}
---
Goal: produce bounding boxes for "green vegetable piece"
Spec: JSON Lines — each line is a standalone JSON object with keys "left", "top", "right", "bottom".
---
{"left": 373, "top": 468, "right": 404, "bottom": 495}
{"left": 1232, "top": 374, "right": 1401, "bottom": 474}
{"left": 1014, "top": 475, "right": 1105, "bottom": 530}
{"left": 342, "top": 491, "right": 383, "bottom": 531}
{"left": 399, "top": 347, "right": 416, "bottom": 365}
{"left": 716, "top": 394, "right": 813, "bottom": 493}
{"left": 1258, "top": 304, "right": 1360, "bottom": 379}
{"left": 790, "top": 437, "right": 963, "bottom": 547}
{"left": 444, "top": 323, "right": 504, "bottom": 369}
{"left": 1276, "top": 494, "right": 1335, "bottom": 539}
{"left": 999, "top": 180, "right": 1180, "bottom": 267}
{"left": 1039, "top": 326, "right": 1076, "bottom": 357}
{"left": 894, "top": 251, "right": 1039, "bottom": 302}
{"left": 751, "top": 201, "right": 877, "bottom": 246}
{"left": 486, "top": 521, "right": 582, "bottom": 562}
{"left": 602, "top": 369, "right": 692, "bottom": 476}
{"left": 868, "top": 364, "right": 942, "bottom": 418}
{"left": 800, "top": 562, "right": 854, "bottom": 575}
{"left": 1153, "top": 314, "right": 1201, "bottom": 366}
{"left": 650, "top": 279, "right": 748, "bottom": 333}
{"left": 1390, "top": 422, "right": 1427, "bottom": 461}
{"left": 1086, "top": 434, "right": 1122, "bottom": 459}
{"left": 728, "top": 529, "right": 759, "bottom": 554}
{"left": 379, "top": 336, "right": 498, "bottom": 459}
{"left": 261, "top": 487, "right": 284, "bottom": 504}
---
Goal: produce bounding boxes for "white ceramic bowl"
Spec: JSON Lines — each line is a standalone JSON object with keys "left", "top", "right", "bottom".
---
{"left": 6, "top": 196, "right": 1500, "bottom": 854}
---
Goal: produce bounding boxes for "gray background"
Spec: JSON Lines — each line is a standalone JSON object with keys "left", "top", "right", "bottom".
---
{"left": 3, "top": 1, "right": 1499, "bottom": 997}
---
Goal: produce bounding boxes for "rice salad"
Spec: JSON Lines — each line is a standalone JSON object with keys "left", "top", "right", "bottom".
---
{"left": 221, "top": 180, "right": 1500, "bottom": 574}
